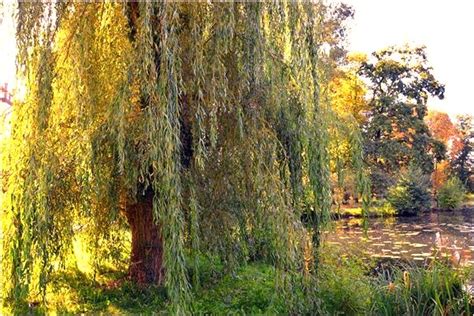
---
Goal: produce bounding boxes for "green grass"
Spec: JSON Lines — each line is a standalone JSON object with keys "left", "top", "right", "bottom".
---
{"left": 195, "top": 263, "right": 277, "bottom": 314}
{"left": 10, "top": 254, "right": 277, "bottom": 315}
{"left": 44, "top": 269, "right": 166, "bottom": 315}
{"left": 5, "top": 249, "right": 473, "bottom": 315}
{"left": 463, "top": 193, "right": 474, "bottom": 208}
{"left": 20, "top": 261, "right": 278, "bottom": 315}
{"left": 335, "top": 200, "right": 396, "bottom": 218}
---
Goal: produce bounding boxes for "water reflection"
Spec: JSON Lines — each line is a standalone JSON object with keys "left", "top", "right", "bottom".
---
{"left": 324, "top": 209, "right": 474, "bottom": 266}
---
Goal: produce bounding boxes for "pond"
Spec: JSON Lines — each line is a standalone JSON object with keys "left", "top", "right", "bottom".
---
{"left": 324, "top": 209, "right": 474, "bottom": 267}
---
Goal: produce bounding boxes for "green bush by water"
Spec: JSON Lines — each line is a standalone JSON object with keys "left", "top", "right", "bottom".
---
{"left": 437, "top": 177, "right": 466, "bottom": 210}
{"left": 388, "top": 167, "right": 431, "bottom": 216}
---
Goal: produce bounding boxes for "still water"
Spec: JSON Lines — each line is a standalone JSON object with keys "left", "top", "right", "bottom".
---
{"left": 324, "top": 209, "right": 474, "bottom": 266}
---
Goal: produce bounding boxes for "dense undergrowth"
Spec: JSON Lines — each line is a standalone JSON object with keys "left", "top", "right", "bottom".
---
{"left": 6, "top": 244, "right": 471, "bottom": 315}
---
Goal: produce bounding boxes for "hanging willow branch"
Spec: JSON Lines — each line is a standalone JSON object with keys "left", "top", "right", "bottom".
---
{"left": 2, "top": 2, "right": 369, "bottom": 313}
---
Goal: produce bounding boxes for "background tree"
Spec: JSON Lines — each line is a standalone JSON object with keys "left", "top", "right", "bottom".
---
{"left": 359, "top": 46, "right": 445, "bottom": 195}
{"left": 425, "top": 111, "right": 457, "bottom": 197}
{"left": 431, "top": 160, "right": 450, "bottom": 198}
{"left": 327, "top": 52, "right": 370, "bottom": 208}
{"left": 451, "top": 114, "right": 474, "bottom": 191}
{"left": 329, "top": 53, "right": 369, "bottom": 124}
{"left": 426, "top": 111, "right": 457, "bottom": 144}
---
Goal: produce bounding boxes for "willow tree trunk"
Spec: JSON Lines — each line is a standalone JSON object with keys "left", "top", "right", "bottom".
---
{"left": 125, "top": 192, "right": 164, "bottom": 285}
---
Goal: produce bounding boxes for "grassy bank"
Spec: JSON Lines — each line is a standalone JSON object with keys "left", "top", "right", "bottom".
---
{"left": 335, "top": 206, "right": 394, "bottom": 218}
{"left": 463, "top": 193, "right": 474, "bottom": 208}
{"left": 334, "top": 199, "right": 396, "bottom": 218}
{"left": 7, "top": 246, "right": 471, "bottom": 315}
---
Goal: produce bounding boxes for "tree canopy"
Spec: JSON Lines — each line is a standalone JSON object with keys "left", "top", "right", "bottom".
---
{"left": 1, "top": 2, "right": 369, "bottom": 313}
{"left": 359, "top": 46, "right": 445, "bottom": 194}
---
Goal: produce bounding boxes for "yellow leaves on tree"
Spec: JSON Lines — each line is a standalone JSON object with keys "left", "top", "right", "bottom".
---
{"left": 432, "top": 160, "right": 450, "bottom": 193}
{"left": 426, "top": 111, "right": 457, "bottom": 143}
{"left": 328, "top": 60, "right": 368, "bottom": 124}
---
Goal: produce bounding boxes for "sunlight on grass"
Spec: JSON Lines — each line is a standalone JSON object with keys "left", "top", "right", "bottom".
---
{"left": 72, "top": 238, "right": 93, "bottom": 275}
{"left": 336, "top": 201, "right": 396, "bottom": 218}
{"left": 464, "top": 193, "right": 474, "bottom": 207}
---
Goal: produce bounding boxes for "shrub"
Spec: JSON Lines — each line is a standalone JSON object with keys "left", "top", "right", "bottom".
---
{"left": 372, "top": 199, "right": 397, "bottom": 216}
{"left": 437, "top": 177, "right": 466, "bottom": 210}
{"left": 388, "top": 167, "right": 431, "bottom": 216}
{"left": 317, "top": 247, "right": 372, "bottom": 315}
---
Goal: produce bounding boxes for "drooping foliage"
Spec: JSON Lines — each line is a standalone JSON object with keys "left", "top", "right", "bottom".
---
{"left": 1, "top": 2, "right": 369, "bottom": 313}
{"left": 326, "top": 52, "right": 370, "bottom": 213}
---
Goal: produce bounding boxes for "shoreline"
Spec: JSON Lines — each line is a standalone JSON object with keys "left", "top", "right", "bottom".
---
{"left": 334, "top": 205, "right": 474, "bottom": 219}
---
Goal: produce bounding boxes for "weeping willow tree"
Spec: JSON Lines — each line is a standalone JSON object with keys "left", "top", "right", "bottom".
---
{"left": 1, "top": 2, "right": 368, "bottom": 313}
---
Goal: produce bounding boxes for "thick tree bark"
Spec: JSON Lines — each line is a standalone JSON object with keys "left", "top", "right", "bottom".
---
{"left": 123, "top": 3, "right": 193, "bottom": 287}
{"left": 125, "top": 191, "right": 164, "bottom": 285}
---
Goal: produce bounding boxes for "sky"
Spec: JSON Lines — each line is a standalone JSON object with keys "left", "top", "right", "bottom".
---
{"left": 335, "top": 0, "right": 474, "bottom": 118}
{"left": 0, "top": 3, "right": 16, "bottom": 90}
{"left": 0, "top": 3, "right": 15, "bottom": 117}
{"left": 1, "top": 2, "right": 473, "bottom": 118}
